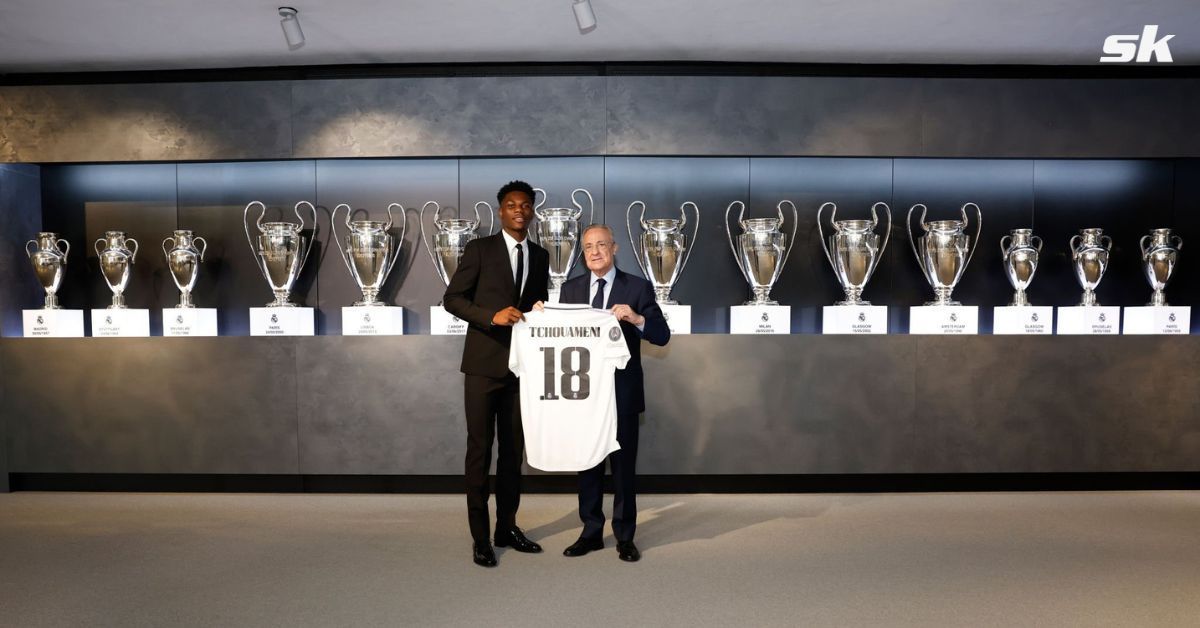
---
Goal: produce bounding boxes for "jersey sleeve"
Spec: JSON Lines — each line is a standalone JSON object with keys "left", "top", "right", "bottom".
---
{"left": 508, "top": 317, "right": 525, "bottom": 377}
{"left": 605, "top": 318, "right": 631, "bottom": 370}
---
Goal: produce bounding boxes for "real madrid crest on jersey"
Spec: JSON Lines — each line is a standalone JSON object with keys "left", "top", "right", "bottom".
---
{"left": 609, "top": 326, "right": 622, "bottom": 341}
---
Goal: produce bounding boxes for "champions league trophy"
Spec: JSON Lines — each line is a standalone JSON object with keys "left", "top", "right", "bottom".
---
{"left": 1070, "top": 228, "right": 1112, "bottom": 306}
{"left": 26, "top": 232, "right": 70, "bottom": 309}
{"left": 725, "top": 200, "right": 798, "bottom": 305}
{"left": 816, "top": 201, "right": 891, "bottom": 305}
{"left": 331, "top": 203, "right": 405, "bottom": 306}
{"left": 625, "top": 200, "right": 699, "bottom": 304}
{"left": 243, "top": 200, "right": 316, "bottom": 307}
{"left": 162, "top": 230, "right": 207, "bottom": 308}
{"left": 1141, "top": 228, "right": 1182, "bottom": 306}
{"left": 94, "top": 231, "right": 139, "bottom": 309}
{"left": 1000, "top": 229, "right": 1042, "bottom": 306}
{"left": 907, "top": 203, "right": 981, "bottom": 306}
{"left": 532, "top": 187, "right": 594, "bottom": 294}
{"left": 421, "top": 200, "right": 493, "bottom": 287}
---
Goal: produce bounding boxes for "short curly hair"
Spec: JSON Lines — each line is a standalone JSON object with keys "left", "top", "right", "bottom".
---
{"left": 497, "top": 180, "right": 535, "bottom": 205}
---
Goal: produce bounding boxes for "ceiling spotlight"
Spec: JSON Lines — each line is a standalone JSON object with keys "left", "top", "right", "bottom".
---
{"left": 279, "top": 7, "right": 305, "bottom": 50}
{"left": 573, "top": 0, "right": 596, "bottom": 33}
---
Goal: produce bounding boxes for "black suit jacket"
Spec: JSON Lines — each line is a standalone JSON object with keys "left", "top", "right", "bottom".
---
{"left": 444, "top": 233, "right": 550, "bottom": 378}
{"left": 560, "top": 268, "right": 670, "bottom": 415}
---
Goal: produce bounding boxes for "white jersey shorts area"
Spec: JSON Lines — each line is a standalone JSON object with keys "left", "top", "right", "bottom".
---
{"left": 508, "top": 303, "right": 631, "bottom": 472}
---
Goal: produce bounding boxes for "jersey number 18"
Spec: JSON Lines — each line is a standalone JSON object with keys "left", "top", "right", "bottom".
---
{"left": 539, "top": 346, "right": 590, "bottom": 400}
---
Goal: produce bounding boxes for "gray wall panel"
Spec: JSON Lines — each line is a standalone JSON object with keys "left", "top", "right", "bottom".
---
{"left": 296, "top": 336, "right": 464, "bottom": 474}
{"left": 0, "top": 82, "right": 291, "bottom": 162}
{"left": 292, "top": 77, "right": 606, "bottom": 158}
{"left": 0, "top": 165, "right": 42, "bottom": 337}
{"left": 607, "top": 76, "right": 925, "bottom": 156}
{"left": 4, "top": 338, "right": 300, "bottom": 473}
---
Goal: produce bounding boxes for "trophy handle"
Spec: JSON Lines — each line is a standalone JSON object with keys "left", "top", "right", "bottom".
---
{"left": 194, "top": 237, "right": 208, "bottom": 262}
{"left": 25, "top": 239, "right": 37, "bottom": 259}
{"left": 1101, "top": 235, "right": 1113, "bottom": 252}
{"left": 725, "top": 200, "right": 749, "bottom": 282}
{"left": 816, "top": 202, "right": 837, "bottom": 271}
{"left": 907, "top": 204, "right": 929, "bottom": 277}
{"left": 382, "top": 203, "right": 395, "bottom": 231}
{"left": 1031, "top": 235, "right": 1043, "bottom": 252}
{"left": 295, "top": 200, "right": 318, "bottom": 273}
{"left": 679, "top": 201, "right": 700, "bottom": 276}
{"left": 571, "top": 188, "right": 595, "bottom": 268}
{"left": 626, "top": 201, "right": 650, "bottom": 280}
{"left": 125, "top": 238, "right": 139, "bottom": 263}
{"left": 778, "top": 199, "right": 799, "bottom": 274}
{"left": 1140, "top": 234, "right": 1151, "bottom": 259}
{"left": 243, "top": 201, "right": 266, "bottom": 259}
{"left": 419, "top": 201, "right": 442, "bottom": 277}
{"left": 94, "top": 238, "right": 104, "bottom": 259}
{"left": 162, "top": 236, "right": 175, "bottom": 259}
{"left": 473, "top": 201, "right": 493, "bottom": 236}
{"left": 999, "top": 235, "right": 1011, "bottom": 258}
{"left": 874, "top": 202, "right": 893, "bottom": 260}
{"left": 1173, "top": 235, "right": 1184, "bottom": 250}
{"left": 387, "top": 203, "right": 407, "bottom": 273}
{"left": 961, "top": 202, "right": 981, "bottom": 273}
{"left": 1069, "top": 235, "right": 1082, "bottom": 259}
{"left": 533, "top": 188, "right": 546, "bottom": 211}
{"left": 331, "top": 203, "right": 353, "bottom": 275}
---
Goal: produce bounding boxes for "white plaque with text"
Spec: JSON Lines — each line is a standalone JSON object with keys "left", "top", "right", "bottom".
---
{"left": 249, "top": 307, "right": 315, "bottom": 336}
{"left": 909, "top": 306, "right": 979, "bottom": 335}
{"left": 90, "top": 309, "right": 150, "bottom": 337}
{"left": 22, "top": 309, "right": 84, "bottom": 338}
{"left": 162, "top": 308, "right": 218, "bottom": 337}
{"left": 822, "top": 305, "right": 887, "bottom": 334}
{"left": 992, "top": 306, "right": 1054, "bottom": 335}
{"left": 730, "top": 305, "right": 791, "bottom": 335}
{"left": 1056, "top": 306, "right": 1120, "bottom": 335}
{"left": 430, "top": 305, "right": 468, "bottom": 335}
{"left": 658, "top": 304, "right": 692, "bottom": 335}
{"left": 343, "top": 306, "right": 404, "bottom": 336}
{"left": 1122, "top": 306, "right": 1190, "bottom": 335}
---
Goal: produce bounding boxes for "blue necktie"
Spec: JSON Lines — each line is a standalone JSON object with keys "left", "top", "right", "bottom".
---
{"left": 592, "top": 277, "right": 606, "bottom": 309}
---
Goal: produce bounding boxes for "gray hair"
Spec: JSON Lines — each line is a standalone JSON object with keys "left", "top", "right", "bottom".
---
{"left": 582, "top": 223, "right": 616, "bottom": 241}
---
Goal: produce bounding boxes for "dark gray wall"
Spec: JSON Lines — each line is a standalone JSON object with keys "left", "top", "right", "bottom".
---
{"left": 3, "top": 336, "right": 1198, "bottom": 475}
{"left": 0, "top": 164, "right": 42, "bottom": 337}
{"left": 1, "top": 75, "right": 1198, "bottom": 162}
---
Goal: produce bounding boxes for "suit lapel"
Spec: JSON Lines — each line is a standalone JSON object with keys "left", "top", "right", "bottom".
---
{"left": 494, "top": 234, "right": 517, "bottom": 300}
{"left": 607, "top": 269, "right": 630, "bottom": 308}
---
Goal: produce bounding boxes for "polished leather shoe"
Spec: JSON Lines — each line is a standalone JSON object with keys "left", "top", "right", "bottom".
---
{"left": 617, "top": 540, "right": 641, "bottom": 562}
{"left": 562, "top": 536, "right": 604, "bottom": 557}
{"left": 473, "top": 542, "right": 497, "bottom": 567}
{"left": 494, "top": 527, "right": 543, "bottom": 553}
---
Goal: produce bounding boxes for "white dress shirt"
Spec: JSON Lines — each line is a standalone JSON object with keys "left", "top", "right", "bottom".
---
{"left": 501, "top": 230, "right": 528, "bottom": 296}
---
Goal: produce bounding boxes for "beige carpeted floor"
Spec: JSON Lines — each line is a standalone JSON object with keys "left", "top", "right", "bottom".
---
{"left": 0, "top": 491, "right": 1198, "bottom": 627}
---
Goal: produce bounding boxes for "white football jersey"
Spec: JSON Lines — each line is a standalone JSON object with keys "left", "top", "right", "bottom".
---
{"left": 509, "top": 303, "right": 631, "bottom": 472}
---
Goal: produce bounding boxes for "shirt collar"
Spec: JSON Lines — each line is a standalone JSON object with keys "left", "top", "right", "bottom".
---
{"left": 501, "top": 230, "right": 525, "bottom": 251}
{"left": 591, "top": 266, "right": 617, "bottom": 288}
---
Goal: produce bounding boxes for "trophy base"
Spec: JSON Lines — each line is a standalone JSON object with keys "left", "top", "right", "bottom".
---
{"left": 431, "top": 305, "right": 469, "bottom": 335}
{"left": 175, "top": 292, "right": 196, "bottom": 309}
{"left": 1056, "top": 306, "right": 1119, "bottom": 335}
{"left": 163, "top": 308, "right": 218, "bottom": 337}
{"left": 343, "top": 306, "right": 404, "bottom": 336}
{"left": 1009, "top": 290, "right": 1030, "bottom": 307}
{"left": 658, "top": 304, "right": 692, "bottom": 334}
{"left": 822, "top": 305, "right": 887, "bottom": 334}
{"left": 923, "top": 300, "right": 962, "bottom": 307}
{"left": 993, "top": 306, "right": 1053, "bottom": 335}
{"left": 730, "top": 304, "right": 790, "bottom": 334}
{"left": 42, "top": 294, "right": 61, "bottom": 309}
{"left": 833, "top": 299, "right": 871, "bottom": 306}
{"left": 173, "top": 304, "right": 197, "bottom": 309}
{"left": 1078, "top": 290, "right": 1100, "bottom": 307}
{"left": 250, "top": 307, "right": 315, "bottom": 336}
{"left": 23, "top": 309, "right": 84, "bottom": 338}
{"left": 108, "top": 294, "right": 127, "bottom": 310}
{"left": 91, "top": 309, "right": 150, "bottom": 337}
{"left": 743, "top": 299, "right": 779, "bottom": 306}
{"left": 1148, "top": 291, "right": 1169, "bottom": 307}
{"left": 1123, "top": 306, "right": 1190, "bottom": 335}
{"left": 909, "top": 306, "right": 978, "bottom": 335}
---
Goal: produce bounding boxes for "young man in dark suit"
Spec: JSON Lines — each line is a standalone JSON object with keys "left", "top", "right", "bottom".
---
{"left": 555, "top": 223, "right": 670, "bottom": 562}
{"left": 444, "top": 180, "right": 550, "bottom": 568}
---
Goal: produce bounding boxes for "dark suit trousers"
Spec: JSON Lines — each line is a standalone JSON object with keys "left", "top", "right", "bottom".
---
{"left": 577, "top": 412, "right": 639, "bottom": 542}
{"left": 464, "top": 373, "right": 525, "bottom": 543}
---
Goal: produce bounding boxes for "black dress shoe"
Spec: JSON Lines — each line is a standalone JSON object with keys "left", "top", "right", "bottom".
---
{"left": 473, "top": 542, "right": 497, "bottom": 567}
{"left": 494, "top": 527, "right": 543, "bottom": 553}
{"left": 617, "top": 540, "right": 641, "bottom": 562}
{"left": 562, "top": 536, "right": 604, "bottom": 557}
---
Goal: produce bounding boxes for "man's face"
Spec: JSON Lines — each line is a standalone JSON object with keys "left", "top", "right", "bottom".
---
{"left": 582, "top": 228, "right": 618, "bottom": 276}
{"left": 498, "top": 191, "right": 534, "bottom": 238}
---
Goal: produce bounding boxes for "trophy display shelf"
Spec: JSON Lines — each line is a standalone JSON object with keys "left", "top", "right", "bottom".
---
{"left": 822, "top": 305, "right": 887, "bottom": 334}
{"left": 22, "top": 309, "right": 84, "bottom": 338}
{"left": 249, "top": 307, "right": 315, "bottom": 336}
{"left": 993, "top": 306, "right": 1054, "bottom": 335}
{"left": 162, "top": 308, "right": 218, "bottom": 337}
{"left": 1122, "top": 306, "right": 1190, "bottom": 335}
{"left": 342, "top": 306, "right": 404, "bottom": 336}
{"left": 1056, "top": 306, "right": 1120, "bottom": 335}
{"left": 908, "top": 305, "right": 979, "bottom": 335}
{"left": 90, "top": 308, "right": 150, "bottom": 337}
{"left": 429, "top": 305, "right": 468, "bottom": 335}
{"left": 729, "top": 304, "right": 791, "bottom": 334}
{"left": 659, "top": 304, "right": 692, "bottom": 335}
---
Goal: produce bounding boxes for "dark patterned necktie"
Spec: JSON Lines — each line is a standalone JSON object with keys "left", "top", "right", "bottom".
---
{"left": 592, "top": 277, "right": 606, "bottom": 309}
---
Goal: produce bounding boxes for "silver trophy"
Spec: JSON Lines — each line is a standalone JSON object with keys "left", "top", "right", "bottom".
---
{"left": 532, "top": 187, "right": 594, "bottom": 293}
{"left": 1070, "top": 228, "right": 1113, "bottom": 306}
{"left": 25, "top": 232, "right": 70, "bottom": 309}
{"left": 94, "top": 231, "right": 139, "bottom": 309}
{"left": 725, "top": 200, "right": 798, "bottom": 305}
{"left": 421, "top": 201, "right": 493, "bottom": 287}
{"left": 817, "top": 201, "right": 892, "bottom": 305}
{"left": 907, "top": 203, "right": 982, "bottom": 306}
{"left": 1140, "top": 228, "right": 1182, "bottom": 306}
{"left": 1000, "top": 228, "right": 1043, "bottom": 306}
{"left": 162, "top": 230, "right": 207, "bottom": 308}
{"left": 625, "top": 200, "right": 699, "bottom": 304}
{"left": 243, "top": 200, "right": 316, "bottom": 307}
{"left": 331, "top": 203, "right": 406, "bottom": 306}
